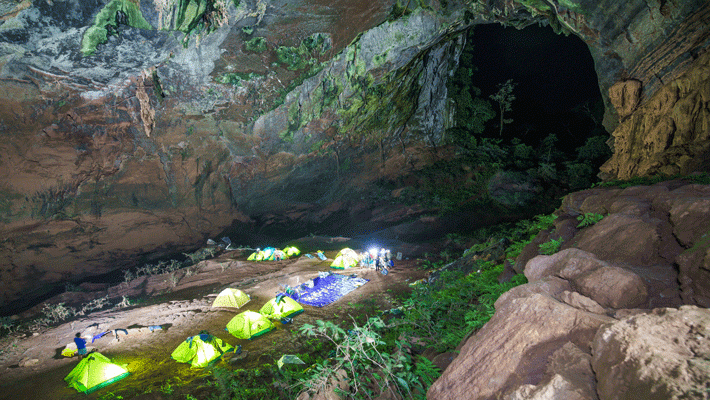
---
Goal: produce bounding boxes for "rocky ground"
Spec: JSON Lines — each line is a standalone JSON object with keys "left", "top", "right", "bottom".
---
{"left": 0, "top": 245, "right": 428, "bottom": 400}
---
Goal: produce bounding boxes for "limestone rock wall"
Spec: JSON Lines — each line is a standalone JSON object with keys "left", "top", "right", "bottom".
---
{"left": 1, "top": 0, "right": 709, "bottom": 312}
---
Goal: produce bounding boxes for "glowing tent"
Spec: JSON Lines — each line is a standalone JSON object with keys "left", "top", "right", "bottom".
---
{"left": 283, "top": 246, "right": 301, "bottom": 258}
{"left": 260, "top": 295, "right": 304, "bottom": 321}
{"left": 171, "top": 334, "right": 234, "bottom": 368}
{"left": 64, "top": 352, "right": 130, "bottom": 394}
{"left": 247, "top": 247, "right": 277, "bottom": 261}
{"left": 212, "top": 288, "right": 251, "bottom": 309}
{"left": 226, "top": 311, "right": 275, "bottom": 339}
{"left": 330, "top": 248, "right": 360, "bottom": 269}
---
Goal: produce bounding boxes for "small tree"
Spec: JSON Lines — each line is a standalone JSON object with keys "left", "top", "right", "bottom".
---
{"left": 490, "top": 79, "right": 517, "bottom": 136}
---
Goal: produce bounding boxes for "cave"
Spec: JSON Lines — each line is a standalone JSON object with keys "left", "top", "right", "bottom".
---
{"left": 0, "top": 1, "right": 709, "bottom": 398}
{"left": 467, "top": 23, "right": 605, "bottom": 149}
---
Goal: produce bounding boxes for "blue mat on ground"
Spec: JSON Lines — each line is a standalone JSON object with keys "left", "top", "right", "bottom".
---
{"left": 283, "top": 273, "right": 369, "bottom": 307}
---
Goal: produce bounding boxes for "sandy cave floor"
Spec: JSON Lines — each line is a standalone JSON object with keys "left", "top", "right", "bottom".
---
{"left": 0, "top": 249, "right": 428, "bottom": 400}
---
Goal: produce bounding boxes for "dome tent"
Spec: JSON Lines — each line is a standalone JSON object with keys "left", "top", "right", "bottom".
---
{"left": 212, "top": 288, "right": 251, "bottom": 309}
{"left": 283, "top": 246, "right": 301, "bottom": 257}
{"left": 330, "top": 248, "right": 360, "bottom": 269}
{"left": 64, "top": 352, "right": 130, "bottom": 394}
{"left": 260, "top": 295, "right": 304, "bottom": 321}
{"left": 171, "top": 333, "right": 234, "bottom": 368}
{"left": 226, "top": 311, "right": 275, "bottom": 339}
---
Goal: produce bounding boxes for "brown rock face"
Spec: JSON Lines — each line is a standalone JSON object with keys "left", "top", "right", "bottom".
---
{"left": 428, "top": 180, "right": 710, "bottom": 400}
{"left": 592, "top": 306, "right": 710, "bottom": 400}
{"left": 600, "top": 49, "right": 710, "bottom": 180}
{"left": 426, "top": 292, "right": 613, "bottom": 400}
{"left": 504, "top": 342, "right": 598, "bottom": 400}
{"left": 608, "top": 80, "right": 642, "bottom": 118}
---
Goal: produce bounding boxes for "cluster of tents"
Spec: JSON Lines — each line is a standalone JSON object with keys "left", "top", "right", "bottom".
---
{"left": 64, "top": 288, "right": 306, "bottom": 393}
{"left": 176, "top": 289, "right": 304, "bottom": 368}
{"left": 63, "top": 245, "right": 395, "bottom": 394}
{"left": 330, "top": 247, "right": 393, "bottom": 270}
{"left": 247, "top": 246, "right": 301, "bottom": 261}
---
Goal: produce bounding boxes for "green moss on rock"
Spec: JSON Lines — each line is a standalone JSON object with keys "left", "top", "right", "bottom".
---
{"left": 81, "top": 0, "right": 153, "bottom": 56}
{"left": 244, "top": 36, "right": 267, "bottom": 53}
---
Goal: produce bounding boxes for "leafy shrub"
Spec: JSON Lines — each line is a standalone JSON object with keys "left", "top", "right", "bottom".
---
{"left": 298, "top": 317, "right": 439, "bottom": 399}
{"left": 538, "top": 238, "right": 563, "bottom": 255}
{"left": 41, "top": 303, "right": 76, "bottom": 325}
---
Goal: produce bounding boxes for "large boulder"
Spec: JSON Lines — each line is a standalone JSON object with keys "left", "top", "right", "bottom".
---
{"left": 592, "top": 306, "right": 710, "bottom": 400}
{"left": 504, "top": 342, "right": 598, "bottom": 400}
{"left": 427, "top": 292, "right": 613, "bottom": 400}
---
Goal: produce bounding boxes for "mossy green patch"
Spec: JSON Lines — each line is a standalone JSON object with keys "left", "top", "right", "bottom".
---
{"left": 685, "top": 230, "right": 710, "bottom": 255}
{"left": 81, "top": 0, "right": 153, "bottom": 56}
{"left": 218, "top": 71, "right": 263, "bottom": 86}
{"left": 276, "top": 33, "right": 331, "bottom": 71}
{"left": 244, "top": 36, "right": 267, "bottom": 53}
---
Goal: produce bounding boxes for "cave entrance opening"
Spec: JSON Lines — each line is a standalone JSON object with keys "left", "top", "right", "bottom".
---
{"left": 445, "top": 21, "right": 611, "bottom": 204}
{"left": 461, "top": 22, "right": 607, "bottom": 152}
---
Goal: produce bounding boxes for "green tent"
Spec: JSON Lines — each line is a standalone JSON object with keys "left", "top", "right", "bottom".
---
{"left": 330, "top": 248, "right": 360, "bottom": 269}
{"left": 171, "top": 334, "right": 234, "bottom": 368}
{"left": 64, "top": 352, "right": 130, "bottom": 394}
{"left": 260, "top": 295, "right": 304, "bottom": 321}
{"left": 283, "top": 246, "right": 301, "bottom": 258}
{"left": 226, "top": 311, "right": 275, "bottom": 339}
{"left": 212, "top": 288, "right": 251, "bottom": 309}
{"left": 247, "top": 247, "right": 277, "bottom": 261}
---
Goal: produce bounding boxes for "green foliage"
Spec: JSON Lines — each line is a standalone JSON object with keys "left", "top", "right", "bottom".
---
{"left": 538, "top": 237, "right": 563, "bottom": 255}
{"left": 160, "top": 381, "right": 174, "bottom": 395}
{"left": 0, "top": 317, "right": 14, "bottom": 336}
{"left": 244, "top": 37, "right": 267, "bottom": 53}
{"left": 276, "top": 34, "right": 331, "bottom": 70}
{"left": 576, "top": 212, "right": 604, "bottom": 228}
{"left": 219, "top": 71, "right": 264, "bottom": 86}
{"left": 447, "top": 31, "right": 495, "bottom": 137}
{"left": 399, "top": 263, "right": 527, "bottom": 352}
{"left": 576, "top": 135, "right": 612, "bottom": 164}
{"left": 41, "top": 303, "right": 76, "bottom": 325}
{"left": 81, "top": 0, "right": 153, "bottom": 56}
{"left": 502, "top": 213, "right": 557, "bottom": 261}
{"left": 242, "top": 26, "right": 254, "bottom": 35}
{"left": 298, "top": 317, "right": 440, "bottom": 399}
{"left": 489, "top": 79, "right": 517, "bottom": 136}
{"left": 387, "top": 0, "right": 413, "bottom": 21}
{"left": 594, "top": 173, "right": 710, "bottom": 189}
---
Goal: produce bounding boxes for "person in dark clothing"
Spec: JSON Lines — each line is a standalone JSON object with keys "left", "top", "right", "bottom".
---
{"left": 74, "top": 332, "right": 87, "bottom": 360}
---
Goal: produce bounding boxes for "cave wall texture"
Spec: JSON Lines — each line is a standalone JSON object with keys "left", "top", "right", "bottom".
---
{"left": 0, "top": 0, "right": 708, "bottom": 311}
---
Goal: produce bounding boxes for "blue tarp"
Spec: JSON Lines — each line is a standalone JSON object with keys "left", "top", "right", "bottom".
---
{"left": 283, "top": 273, "right": 369, "bottom": 307}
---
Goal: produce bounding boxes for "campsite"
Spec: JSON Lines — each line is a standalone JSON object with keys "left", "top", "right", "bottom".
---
{"left": 0, "top": 239, "right": 429, "bottom": 400}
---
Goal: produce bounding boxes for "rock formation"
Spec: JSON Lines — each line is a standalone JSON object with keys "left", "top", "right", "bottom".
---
{"left": 428, "top": 178, "right": 710, "bottom": 399}
{"left": 0, "top": 1, "right": 709, "bottom": 316}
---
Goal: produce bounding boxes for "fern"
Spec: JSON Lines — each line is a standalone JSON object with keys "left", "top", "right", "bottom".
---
{"left": 576, "top": 212, "right": 604, "bottom": 228}
{"left": 539, "top": 238, "right": 563, "bottom": 255}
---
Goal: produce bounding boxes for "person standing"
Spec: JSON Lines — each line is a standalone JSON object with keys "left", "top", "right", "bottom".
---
{"left": 74, "top": 332, "right": 87, "bottom": 360}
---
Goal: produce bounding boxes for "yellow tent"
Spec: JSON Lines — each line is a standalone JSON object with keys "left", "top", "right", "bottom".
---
{"left": 260, "top": 295, "right": 304, "bottom": 321}
{"left": 212, "top": 288, "right": 251, "bottom": 309}
{"left": 171, "top": 334, "right": 234, "bottom": 368}
{"left": 283, "top": 246, "right": 301, "bottom": 257}
{"left": 330, "top": 248, "right": 360, "bottom": 269}
{"left": 226, "top": 311, "right": 275, "bottom": 339}
{"left": 64, "top": 353, "right": 130, "bottom": 393}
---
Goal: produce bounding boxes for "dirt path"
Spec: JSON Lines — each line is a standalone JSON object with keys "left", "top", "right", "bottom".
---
{"left": 0, "top": 249, "right": 427, "bottom": 400}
